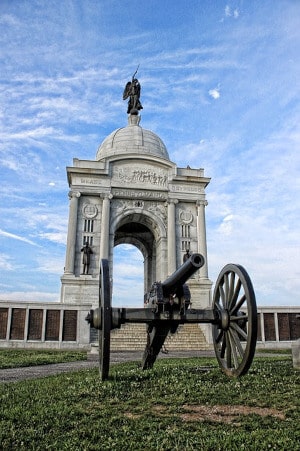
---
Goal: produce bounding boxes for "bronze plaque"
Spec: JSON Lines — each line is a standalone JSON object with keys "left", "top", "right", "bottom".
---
{"left": 62, "top": 310, "right": 77, "bottom": 341}
{"left": 278, "top": 313, "right": 290, "bottom": 341}
{"left": 10, "top": 308, "right": 26, "bottom": 340}
{"left": 45, "top": 310, "right": 60, "bottom": 341}
{"left": 264, "top": 313, "right": 276, "bottom": 341}
{"left": 0, "top": 308, "right": 8, "bottom": 339}
{"left": 289, "top": 313, "right": 300, "bottom": 340}
{"left": 28, "top": 309, "right": 43, "bottom": 340}
{"left": 257, "top": 313, "right": 261, "bottom": 341}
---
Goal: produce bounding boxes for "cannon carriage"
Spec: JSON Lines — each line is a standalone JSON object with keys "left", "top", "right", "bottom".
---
{"left": 86, "top": 253, "right": 257, "bottom": 380}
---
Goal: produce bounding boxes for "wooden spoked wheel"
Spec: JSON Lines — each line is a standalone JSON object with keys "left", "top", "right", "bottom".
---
{"left": 99, "top": 259, "right": 111, "bottom": 381}
{"left": 212, "top": 264, "right": 257, "bottom": 377}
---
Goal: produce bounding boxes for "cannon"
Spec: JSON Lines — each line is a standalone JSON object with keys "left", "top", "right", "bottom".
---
{"left": 86, "top": 253, "right": 257, "bottom": 380}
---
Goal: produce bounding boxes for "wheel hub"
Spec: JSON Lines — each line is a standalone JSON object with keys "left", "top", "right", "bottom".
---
{"left": 220, "top": 309, "right": 230, "bottom": 330}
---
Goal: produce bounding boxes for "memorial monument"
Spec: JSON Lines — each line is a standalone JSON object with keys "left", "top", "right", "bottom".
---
{"left": 60, "top": 75, "right": 212, "bottom": 325}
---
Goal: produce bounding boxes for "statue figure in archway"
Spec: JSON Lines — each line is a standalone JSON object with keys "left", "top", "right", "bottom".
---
{"left": 81, "top": 242, "right": 93, "bottom": 274}
{"left": 123, "top": 67, "right": 143, "bottom": 114}
{"left": 183, "top": 249, "right": 191, "bottom": 263}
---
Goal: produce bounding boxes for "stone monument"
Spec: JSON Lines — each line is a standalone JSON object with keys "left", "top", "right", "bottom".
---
{"left": 60, "top": 77, "right": 212, "bottom": 330}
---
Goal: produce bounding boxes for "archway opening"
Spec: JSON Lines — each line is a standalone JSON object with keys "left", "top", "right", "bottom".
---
{"left": 112, "top": 244, "right": 144, "bottom": 307}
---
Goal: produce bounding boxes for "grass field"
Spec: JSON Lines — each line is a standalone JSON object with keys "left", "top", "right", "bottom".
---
{"left": 0, "top": 349, "right": 87, "bottom": 369}
{"left": 0, "top": 351, "right": 299, "bottom": 450}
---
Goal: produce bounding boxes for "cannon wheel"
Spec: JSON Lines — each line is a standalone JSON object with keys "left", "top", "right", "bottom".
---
{"left": 99, "top": 259, "right": 111, "bottom": 381}
{"left": 212, "top": 264, "right": 257, "bottom": 377}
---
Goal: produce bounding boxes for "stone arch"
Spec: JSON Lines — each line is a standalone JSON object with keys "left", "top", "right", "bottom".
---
{"left": 111, "top": 209, "right": 167, "bottom": 294}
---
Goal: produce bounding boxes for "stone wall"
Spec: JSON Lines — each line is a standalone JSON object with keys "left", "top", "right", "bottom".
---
{"left": 0, "top": 301, "right": 299, "bottom": 350}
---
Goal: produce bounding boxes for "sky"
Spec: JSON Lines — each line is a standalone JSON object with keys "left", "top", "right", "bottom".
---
{"left": 0, "top": 0, "right": 299, "bottom": 308}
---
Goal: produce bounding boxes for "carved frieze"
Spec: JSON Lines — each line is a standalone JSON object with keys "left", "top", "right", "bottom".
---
{"left": 112, "top": 163, "right": 168, "bottom": 188}
{"left": 112, "top": 199, "right": 167, "bottom": 224}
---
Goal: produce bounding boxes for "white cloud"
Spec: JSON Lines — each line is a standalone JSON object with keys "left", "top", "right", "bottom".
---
{"left": 208, "top": 88, "right": 220, "bottom": 99}
{"left": 0, "top": 229, "right": 38, "bottom": 246}
{"left": 0, "top": 291, "right": 60, "bottom": 302}
{"left": 0, "top": 254, "right": 14, "bottom": 271}
{"left": 37, "top": 256, "right": 65, "bottom": 275}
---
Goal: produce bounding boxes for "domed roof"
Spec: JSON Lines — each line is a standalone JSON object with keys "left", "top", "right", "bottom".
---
{"left": 96, "top": 115, "right": 169, "bottom": 160}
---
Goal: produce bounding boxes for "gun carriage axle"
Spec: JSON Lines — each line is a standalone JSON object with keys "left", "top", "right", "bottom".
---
{"left": 86, "top": 253, "right": 257, "bottom": 380}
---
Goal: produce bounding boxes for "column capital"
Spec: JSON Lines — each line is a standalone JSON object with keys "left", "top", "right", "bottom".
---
{"left": 167, "top": 198, "right": 178, "bottom": 205}
{"left": 196, "top": 199, "right": 208, "bottom": 207}
{"left": 100, "top": 193, "right": 113, "bottom": 200}
{"left": 68, "top": 190, "right": 81, "bottom": 200}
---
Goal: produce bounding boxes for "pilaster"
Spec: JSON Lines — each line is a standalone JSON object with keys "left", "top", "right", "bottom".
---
{"left": 167, "top": 198, "right": 178, "bottom": 274}
{"left": 64, "top": 191, "right": 81, "bottom": 274}
{"left": 100, "top": 193, "right": 113, "bottom": 261}
{"left": 197, "top": 200, "right": 209, "bottom": 278}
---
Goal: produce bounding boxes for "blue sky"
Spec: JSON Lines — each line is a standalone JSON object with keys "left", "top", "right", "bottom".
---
{"left": 0, "top": 0, "right": 299, "bottom": 307}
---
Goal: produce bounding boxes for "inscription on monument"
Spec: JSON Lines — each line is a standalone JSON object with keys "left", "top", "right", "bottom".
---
{"left": 113, "top": 188, "right": 166, "bottom": 200}
{"left": 264, "top": 313, "right": 276, "bottom": 341}
{"left": 28, "top": 309, "right": 43, "bottom": 340}
{"left": 45, "top": 310, "right": 60, "bottom": 341}
{"left": 62, "top": 310, "right": 77, "bottom": 341}
{"left": 10, "top": 308, "right": 26, "bottom": 340}
{"left": 170, "top": 184, "right": 203, "bottom": 193}
{"left": 73, "top": 176, "right": 103, "bottom": 186}
{"left": 0, "top": 308, "right": 8, "bottom": 339}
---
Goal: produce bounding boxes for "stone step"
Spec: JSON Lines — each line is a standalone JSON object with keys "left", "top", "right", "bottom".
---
{"left": 110, "top": 323, "right": 211, "bottom": 351}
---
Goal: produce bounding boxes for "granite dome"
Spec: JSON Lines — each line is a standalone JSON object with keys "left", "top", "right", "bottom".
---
{"left": 96, "top": 115, "right": 169, "bottom": 160}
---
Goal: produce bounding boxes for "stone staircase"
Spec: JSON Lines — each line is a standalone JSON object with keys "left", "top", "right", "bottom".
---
{"left": 110, "top": 323, "right": 211, "bottom": 351}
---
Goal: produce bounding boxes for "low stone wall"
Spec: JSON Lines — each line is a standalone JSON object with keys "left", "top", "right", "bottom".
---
{"left": 0, "top": 301, "right": 91, "bottom": 350}
{"left": 0, "top": 301, "right": 299, "bottom": 350}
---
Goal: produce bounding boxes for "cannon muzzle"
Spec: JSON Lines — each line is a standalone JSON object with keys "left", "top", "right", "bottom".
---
{"left": 162, "top": 253, "right": 205, "bottom": 297}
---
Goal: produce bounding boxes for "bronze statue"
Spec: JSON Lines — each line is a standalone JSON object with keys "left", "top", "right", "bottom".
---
{"left": 123, "top": 67, "right": 143, "bottom": 114}
{"left": 81, "top": 242, "right": 93, "bottom": 274}
{"left": 183, "top": 249, "right": 191, "bottom": 263}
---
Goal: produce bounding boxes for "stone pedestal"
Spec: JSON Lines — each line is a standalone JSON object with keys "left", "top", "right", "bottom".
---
{"left": 60, "top": 274, "right": 99, "bottom": 307}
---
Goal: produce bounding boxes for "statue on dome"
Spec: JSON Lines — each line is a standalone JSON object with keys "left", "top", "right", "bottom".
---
{"left": 123, "top": 66, "right": 143, "bottom": 115}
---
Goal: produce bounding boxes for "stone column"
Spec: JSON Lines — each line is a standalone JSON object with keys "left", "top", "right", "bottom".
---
{"left": 167, "top": 199, "right": 178, "bottom": 275}
{"left": 64, "top": 191, "right": 81, "bottom": 274}
{"left": 100, "top": 194, "right": 112, "bottom": 261}
{"left": 197, "top": 200, "right": 208, "bottom": 278}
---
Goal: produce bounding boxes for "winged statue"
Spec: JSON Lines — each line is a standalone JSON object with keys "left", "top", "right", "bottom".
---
{"left": 123, "top": 71, "right": 143, "bottom": 114}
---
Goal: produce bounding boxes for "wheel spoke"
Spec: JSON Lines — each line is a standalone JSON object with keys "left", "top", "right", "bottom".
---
{"left": 230, "top": 314, "right": 248, "bottom": 322}
{"left": 230, "top": 328, "right": 245, "bottom": 357}
{"left": 231, "top": 294, "right": 246, "bottom": 314}
{"left": 228, "top": 329, "right": 239, "bottom": 368}
{"left": 215, "top": 328, "right": 223, "bottom": 344}
{"left": 228, "top": 271, "right": 235, "bottom": 306}
{"left": 229, "top": 278, "right": 242, "bottom": 311}
{"left": 220, "top": 332, "right": 226, "bottom": 358}
{"left": 231, "top": 321, "right": 248, "bottom": 341}
{"left": 218, "top": 284, "right": 226, "bottom": 308}
{"left": 225, "top": 333, "right": 232, "bottom": 368}
{"left": 224, "top": 273, "right": 229, "bottom": 307}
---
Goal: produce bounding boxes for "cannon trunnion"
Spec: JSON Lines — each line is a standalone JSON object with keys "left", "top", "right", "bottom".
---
{"left": 86, "top": 253, "right": 257, "bottom": 380}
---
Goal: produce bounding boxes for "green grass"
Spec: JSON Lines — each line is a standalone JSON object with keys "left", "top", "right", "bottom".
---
{"left": 1, "top": 356, "right": 299, "bottom": 450}
{"left": 0, "top": 349, "right": 87, "bottom": 369}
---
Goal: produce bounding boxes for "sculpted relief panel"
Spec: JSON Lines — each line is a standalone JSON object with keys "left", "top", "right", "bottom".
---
{"left": 112, "top": 199, "right": 167, "bottom": 225}
{"left": 112, "top": 163, "right": 168, "bottom": 188}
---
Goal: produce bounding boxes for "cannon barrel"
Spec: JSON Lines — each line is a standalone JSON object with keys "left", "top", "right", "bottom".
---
{"left": 162, "top": 253, "right": 205, "bottom": 297}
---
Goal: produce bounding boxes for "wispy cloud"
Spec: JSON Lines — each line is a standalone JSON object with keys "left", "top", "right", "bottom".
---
{"left": 0, "top": 229, "right": 38, "bottom": 246}
{"left": 0, "top": 1, "right": 299, "bottom": 307}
